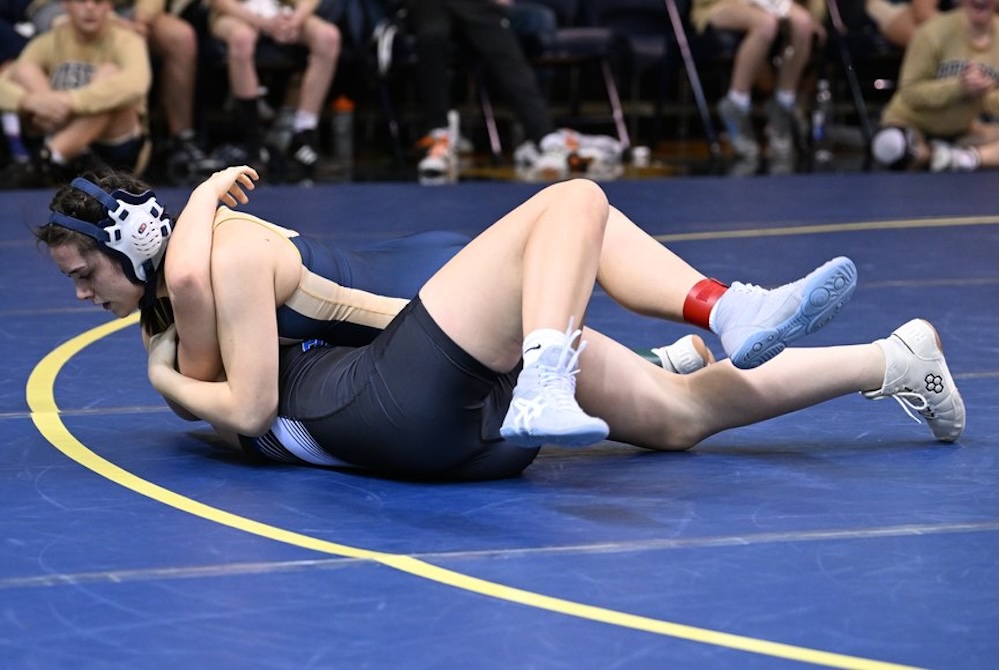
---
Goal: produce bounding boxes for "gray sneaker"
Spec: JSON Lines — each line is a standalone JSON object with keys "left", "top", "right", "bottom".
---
{"left": 863, "top": 319, "right": 965, "bottom": 443}
{"left": 766, "top": 101, "right": 797, "bottom": 175}
{"left": 712, "top": 256, "right": 858, "bottom": 369}
{"left": 500, "top": 327, "right": 609, "bottom": 448}
{"left": 718, "top": 97, "right": 760, "bottom": 161}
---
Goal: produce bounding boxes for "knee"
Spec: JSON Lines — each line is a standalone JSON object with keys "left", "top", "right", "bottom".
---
{"left": 307, "top": 19, "right": 341, "bottom": 60}
{"left": 227, "top": 24, "right": 258, "bottom": 61}
{"left": 155, "top": 18, "right": 198, "bottom": 60}
{"left": 565, "top": 178, "right": 609, "bottom": 215}
{"left": 747, "top": 14, "right": 780, "bottom": 43}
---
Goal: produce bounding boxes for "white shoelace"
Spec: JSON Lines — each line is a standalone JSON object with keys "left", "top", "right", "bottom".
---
{"left": 869, "top": 392, "right": 929, "bottom": 426}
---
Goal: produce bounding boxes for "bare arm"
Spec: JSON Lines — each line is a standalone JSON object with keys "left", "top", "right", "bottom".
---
{"left": 166, "top": 166, "right": 259, "bottom": 383}
{"left": 149, "top": 224, "right": 283, "bottom": 436}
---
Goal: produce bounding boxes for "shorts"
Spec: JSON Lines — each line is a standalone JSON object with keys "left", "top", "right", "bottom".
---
{"left": 273, "top": 297, "right": 540, "bottom": 481}
{"left": 92, "top": 134, "right": 149, "bottom": 173}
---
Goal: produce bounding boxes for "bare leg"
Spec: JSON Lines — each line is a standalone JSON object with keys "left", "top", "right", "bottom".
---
{"left": 575, "top": 329, "right": 886, "bottom": 451}
{"left": 775, "top": 4, "right": 816, "bottom": 94}
{"left": 709, "top": 4, "right": 780, "bottom": 96}
{"left": 420, "top": 178, "right": 609, "bottom": 372}
{"left": 149, "top": 13, "right": 198, "bottom": 136}
{"left": 296, "top": 16, "right": 340, "bottom": 117}
{"left": 213, "top": 16, "right": 260, "bottom": 99}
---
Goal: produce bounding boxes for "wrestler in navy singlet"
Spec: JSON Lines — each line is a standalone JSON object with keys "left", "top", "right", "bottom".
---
{"left": 212, "top": 206, "right": 468, "bottom": 346}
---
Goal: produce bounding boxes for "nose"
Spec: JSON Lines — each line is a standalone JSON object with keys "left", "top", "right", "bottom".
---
{"left": 75, "top": 282, "right": 93, "bottom": 301}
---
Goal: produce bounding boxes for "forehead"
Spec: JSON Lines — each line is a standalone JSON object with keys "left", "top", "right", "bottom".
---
{"left": 49, "top": 243, "right": 92, "bottom": 273}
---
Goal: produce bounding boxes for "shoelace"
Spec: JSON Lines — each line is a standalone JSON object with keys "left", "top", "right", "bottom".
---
{"left": 868, "top": 391, "right": 929, "bottom": 427}
{"left": 506, "top": 323, "right": 587, "bottom": 429}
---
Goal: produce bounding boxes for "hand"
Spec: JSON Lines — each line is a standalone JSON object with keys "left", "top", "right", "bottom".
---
{"left": 204, "top": 165, "right": 259, "bottom": 207}
{"left": 148, "top": 324, "right": 179, "bottom": 377}
{"left": 961, "top": 63, "right": 997, "bottom": 99}
{"left": 22, "top": 90, "right": 72, "bottom": 129}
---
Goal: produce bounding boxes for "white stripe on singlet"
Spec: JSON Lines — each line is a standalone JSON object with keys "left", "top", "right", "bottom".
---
{"left": 263, "top": 416, "right": 353, "bottom": 467}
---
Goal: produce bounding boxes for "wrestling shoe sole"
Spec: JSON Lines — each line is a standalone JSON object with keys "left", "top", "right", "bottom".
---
{"left": 730, "top": 257, "right": 857, "bottom": 369}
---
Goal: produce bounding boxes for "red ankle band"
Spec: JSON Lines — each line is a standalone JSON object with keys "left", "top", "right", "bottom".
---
{"left": 683, "top": 278, "right": 728, "bottom": 330}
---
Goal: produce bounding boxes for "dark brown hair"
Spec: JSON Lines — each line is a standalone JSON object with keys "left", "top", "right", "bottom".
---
{"left": 35, "top": 167, "right": 175, "bottom": 336}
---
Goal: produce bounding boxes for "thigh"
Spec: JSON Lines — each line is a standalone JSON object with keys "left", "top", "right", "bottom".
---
{"left": 286, "top": 299, "right": 539, "bottom": 480}
{"left": 705, "top": 0, "right": 771, "bottom": 32}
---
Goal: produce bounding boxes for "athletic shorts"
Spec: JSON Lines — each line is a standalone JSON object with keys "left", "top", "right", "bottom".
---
{"left": 261, "top": 297, "right": 540, "bottom": 481}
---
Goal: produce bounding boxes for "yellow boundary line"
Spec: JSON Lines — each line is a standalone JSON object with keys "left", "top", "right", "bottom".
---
{"left": 25, "top": 315, "right": 924, "bottom": 670}
{"left": 34, "top": 214, "right": 988, "bottom": 667}
{"left": 653, "top": 215, "right": 999, "bottom": 242}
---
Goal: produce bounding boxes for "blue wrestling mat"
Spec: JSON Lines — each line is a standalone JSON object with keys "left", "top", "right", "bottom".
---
{"left": 1, "top": 171, "right": 996, "bottom": 669}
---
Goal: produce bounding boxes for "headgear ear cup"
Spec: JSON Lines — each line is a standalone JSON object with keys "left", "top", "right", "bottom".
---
{"left": 47, "top": 177, "right": 173, "bottom": 285}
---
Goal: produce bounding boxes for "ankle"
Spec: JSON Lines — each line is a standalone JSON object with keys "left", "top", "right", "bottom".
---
{"left": 682, "top": 278, "right": 728, "bottom": 331}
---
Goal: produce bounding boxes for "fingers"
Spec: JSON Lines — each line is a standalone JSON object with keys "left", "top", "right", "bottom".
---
{"left": 215, "top": 166, "right": 259, "bottom": 207}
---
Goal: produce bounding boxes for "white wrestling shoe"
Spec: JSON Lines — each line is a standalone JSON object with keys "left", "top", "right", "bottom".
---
{"left": 863, "top": 319, "right": 965, "bottom": 443}
{"left": 712, "top": 256, "right": 857, "bottom": 369}
{"left": 650, "top": 334, "right": 714, "bottom": 374}
{"left": 500, "top": 327, "right": 609, "bottom": 449}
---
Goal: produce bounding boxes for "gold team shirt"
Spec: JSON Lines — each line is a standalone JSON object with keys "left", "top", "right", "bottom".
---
{"left": 0, "top": 21, "right": 150, "bottom": 116}
{"left": 882, "top": 9, "right": 999, "bottom": 138}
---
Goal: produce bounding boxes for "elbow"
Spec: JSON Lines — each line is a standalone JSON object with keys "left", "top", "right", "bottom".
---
{"left": 231, "top": 395, "right": 278, "bottom": 437}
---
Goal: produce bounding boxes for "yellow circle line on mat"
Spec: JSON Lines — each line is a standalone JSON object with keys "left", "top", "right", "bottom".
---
{"left": 27, "top": 321, "right": 922, "bottom": 670}
{"left": 652, "top": 214, "right": 999, "bottom": 243}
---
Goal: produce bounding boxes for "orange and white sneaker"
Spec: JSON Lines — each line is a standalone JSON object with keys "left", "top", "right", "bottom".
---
{"left": 417, "top": 128, "right": 456, "bottom": 185}
{"left": 863, "top": 319, "right": 966, "bottom": 443}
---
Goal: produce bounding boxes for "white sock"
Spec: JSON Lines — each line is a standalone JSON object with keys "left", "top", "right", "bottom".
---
{"left": 292, "top": 110, "right": 318, "bottom": 133}
{"left": 727, "top": 90, "right": 751, "bottom": 112}
{"left": 951, "top": 147, "right": 981, "bottom": 171}
{"left": 522, "top": 328, "right": 566, "bottom": 366}
{"left": 775, "top": 89, "right": 796, "bottom": 110}
{"left": 47, "top": 145, "right": 66, "bottom": 164}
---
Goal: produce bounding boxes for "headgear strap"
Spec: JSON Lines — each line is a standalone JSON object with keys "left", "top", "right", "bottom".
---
{"left": 47, "top": 178, "right": 173, "bottom": 292}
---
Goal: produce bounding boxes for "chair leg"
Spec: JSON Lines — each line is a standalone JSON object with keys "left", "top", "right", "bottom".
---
{"left": 376, "top": 78, "right": 406, "bottom": 167}
{"left": 600, "top": 58, "right": 631, "bottom": 151}
{"left": 826, "top": 0, "right": 876, "bottom": 169}
{"left": 476, "top": 80, "right": 503, "bottom": 163}
{"left": 664, "top": 0, "right": 721, "bottom": 159}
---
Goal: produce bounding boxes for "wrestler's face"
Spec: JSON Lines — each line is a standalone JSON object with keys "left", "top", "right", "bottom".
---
{"left": 49, "top": 243, "right": 144, "bottom": 318}
{"left": 62, "top": 0, "right": 113, "bottom": 39}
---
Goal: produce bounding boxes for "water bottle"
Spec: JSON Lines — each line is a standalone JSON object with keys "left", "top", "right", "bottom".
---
{"left": 330, "top": 96, "right": 355, "bottom": 180}
{"left": 811, "top": 79, "right": 833, "bottom": 167}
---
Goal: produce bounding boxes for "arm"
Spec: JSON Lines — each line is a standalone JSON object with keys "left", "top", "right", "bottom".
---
{"left": 911, "top": 0, "right": 940, "bottom": 25}
{"left": 894, "top": 26, "right": 965, "bottom": 111}
{"left": 66, "top": 29, "right": 151, "bottom": 114}
{"left": 149, "top": 224, "right": 283, "bottom": 437}
{"left": 166, "top": 166, "right": 259, "bottom": 383}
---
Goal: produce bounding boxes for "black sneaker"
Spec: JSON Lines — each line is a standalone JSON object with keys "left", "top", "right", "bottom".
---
{"left": 287, "top": 129, "right": 320, "bottom": 184}
{"left": 0, "top": 146, "right": 64, "bottom": 189}
{"left": 165, "top": 134, "right": 222, "bottom": 186}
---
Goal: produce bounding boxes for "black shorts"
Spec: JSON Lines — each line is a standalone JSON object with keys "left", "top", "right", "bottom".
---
{"left": 274, "top": 297, "right": 540, "bottom": 481}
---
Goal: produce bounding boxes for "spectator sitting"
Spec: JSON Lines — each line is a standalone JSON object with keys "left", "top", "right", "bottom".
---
{"left": 0, "top": 0, "right": 151, "bottom": 188}
{"left": 870, "top": 0, "right": 997, "bottom": 172}
{"left": 23, "top": 0, "right": 220, "bottom": 185}
{"left": 208, "top": 0, "right": 340, "bottom": 183}
{"left": 402, "top": 0, "right": 622, "bottom": 185}
{"left": 0, "top": 0, "right": 33, "bottom": 163}
{"left": 864, "top": 0, "right": 951, "bottom": 49}
{"left": 690, "top": 0, "right": 827, "bottom": 175}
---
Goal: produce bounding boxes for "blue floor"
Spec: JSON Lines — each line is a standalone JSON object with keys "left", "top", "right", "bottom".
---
{"left": 1, "top": 171, "right": 996, "bottom": 669}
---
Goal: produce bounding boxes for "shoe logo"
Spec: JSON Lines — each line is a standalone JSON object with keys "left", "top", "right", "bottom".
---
{"left": 295, "top": 146, "right": 319, "bottom": 166}
{"left": 923, "top": 374, "right": 944, "bottom": 394}
{"left": 525, "top": 344, "right": 542, "bottom": 352}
